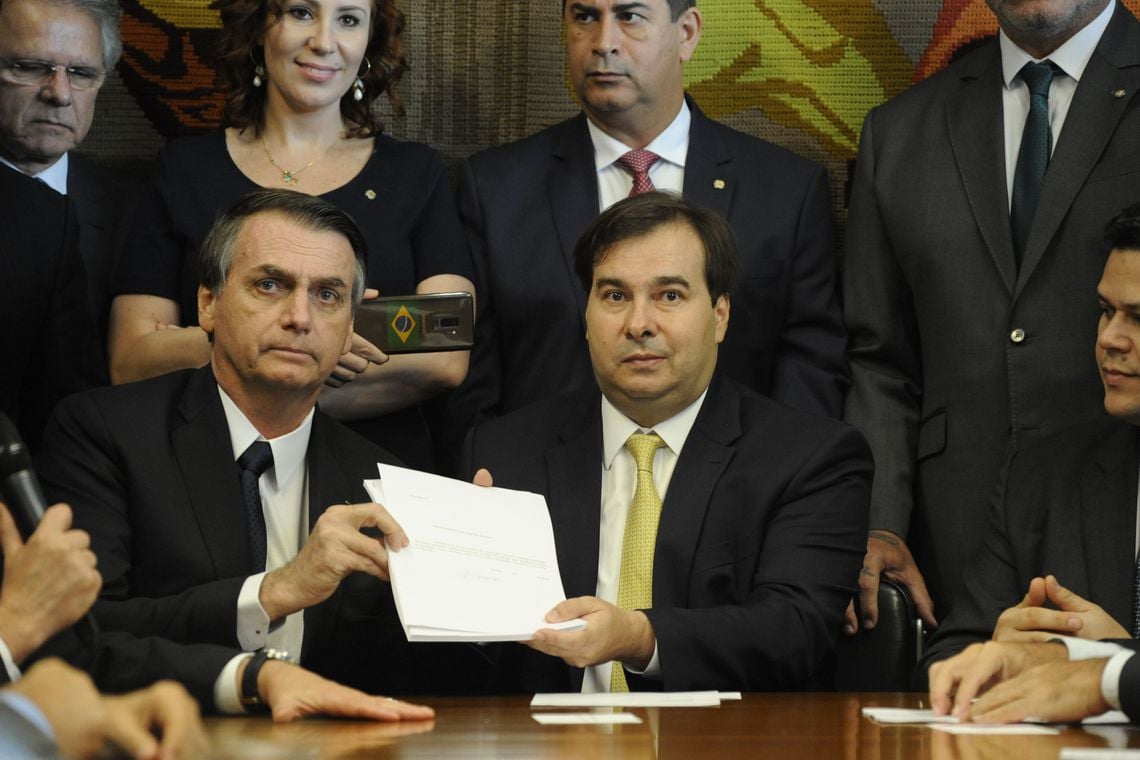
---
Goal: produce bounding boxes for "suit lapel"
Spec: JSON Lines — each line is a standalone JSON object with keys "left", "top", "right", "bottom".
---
{"left": 545, "top": 395, "right": 604, "bottom": 601}
{"left": 653, "top": 376, "right": 739, "bottom": 605}
{"left": 1082, "top": 421, "right": 1139, "bottom": 626}
{"left": 548, "top": 116, "right": 600, "bottom": 324}
{"left": 171, "top": 368, "right": 253, "bottom": 578}
{"left": 682, "top": 99, "right": 734, "bottom": 220}
{"left": 947, "top": 45, "right": 1018, "bottom": 294}
{"left": 1018, "top": 6, "right": 1140, "bottom": 293}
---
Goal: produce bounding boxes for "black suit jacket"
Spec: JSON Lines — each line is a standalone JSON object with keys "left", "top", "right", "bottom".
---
{"left": 464, "top": 374, "right": 871, "bottom": 692}
{"left": 0, "top": 165, "right": 102, "bottom": 452}
{"left": 67, "top": 153, "right": 140, "bottom": 344}
{"left": 444, "top": 98, "right": 847, "bottom": 466}
{"left": 843, "top": 3, "right": 1140, "bottom": 614}
{"left": 36, "top": 366, "right": 490, "bottom": 696}
{"left": 918, "top": 415, "right": 1135, "bottom": 685}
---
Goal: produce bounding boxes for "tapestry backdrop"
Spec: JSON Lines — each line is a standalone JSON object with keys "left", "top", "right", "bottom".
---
{"left": 81, "top": 0, "right": 1140, "bottom": 220}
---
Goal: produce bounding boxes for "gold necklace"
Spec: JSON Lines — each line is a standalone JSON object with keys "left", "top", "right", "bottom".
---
{"left": 260, "top": 135, "right": 332, "bottom": 186}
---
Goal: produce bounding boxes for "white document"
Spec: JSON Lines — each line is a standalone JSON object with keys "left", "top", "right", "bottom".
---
{"left": 532, "top": 713, "right": 642, "bottom": 725}
{"left": 531, "top": 691, "right": 732, "bottom": 708}
{"left": 365, "top": 466, "right": 585, "bottom": 642}
{"left": 932, "top": 724, "right": 1059, "bottom": 735}
{"left": 1061, "top": 750, "right": 1140, "bottom": 759}
{"left": 861, "top": 707, "right": 958, "bottom": 724}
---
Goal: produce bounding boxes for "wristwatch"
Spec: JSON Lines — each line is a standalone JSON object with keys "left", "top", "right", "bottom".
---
{"left": 240, "top": 648, "right": 292, "bottom": 710}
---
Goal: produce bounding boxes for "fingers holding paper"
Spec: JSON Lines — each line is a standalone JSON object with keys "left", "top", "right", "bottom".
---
{"left": 260, "top": 502, "right": 408, "bottom": 621}
{"left": 528, "top": 596, "right": 655, "bottom": 670}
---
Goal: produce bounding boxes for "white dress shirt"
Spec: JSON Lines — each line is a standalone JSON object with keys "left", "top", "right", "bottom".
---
{"left": 0, "top": 152, "right": 68, "bottom": 195}
{"left": 587, "top": 101, "right": 690, "bottom": 211}
{"left": 581, "top": 389, "right": 709, "bottom": 693}
{"left": 999, "top": 1, "right": 1113, "bottom": 206}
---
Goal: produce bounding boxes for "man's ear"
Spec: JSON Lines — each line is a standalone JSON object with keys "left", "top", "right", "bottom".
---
{"left": 198, "top": 285, "right": 217, "bottom": 336}
{"left": 713, "top": 293, "right": 730, "bottom": 343}
{"left": 677, "top": 7, "right": 703, "bottom": 63}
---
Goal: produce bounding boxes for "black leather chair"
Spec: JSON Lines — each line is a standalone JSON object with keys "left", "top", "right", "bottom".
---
{"left": 833, "top": 579, "right": 922, "bottom": 691}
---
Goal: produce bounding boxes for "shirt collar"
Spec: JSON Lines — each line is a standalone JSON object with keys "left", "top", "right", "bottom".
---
{"left": 999, "top": 0, "right": 1113, "bottom": 86}
{"left": 217, "top": 385, "right": 314, "bottom": 490}
{"left": 587, "top": 100, "right": 691, "bottom": 174}
{"left": 0, "top": 152, "right": 68, "bottom": 195}
{"left": 601, "top": 387, "right": 709, "bottom": 469}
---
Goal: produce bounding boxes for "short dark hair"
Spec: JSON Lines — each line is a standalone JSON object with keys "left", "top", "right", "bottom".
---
{"left": 561, "top": 0, "right": 695, "bottom": 21}
{"left": 210, "top": 0, "right": 407, "bottom": 138}
{"left": 1106, "top": 203, "right": 1140, "bottom": 253}
{"left": 198, "top": 189, "right": 367, "bottom": 310}
{"left": 573, "top": 191, "right": 739, "bottom": 303}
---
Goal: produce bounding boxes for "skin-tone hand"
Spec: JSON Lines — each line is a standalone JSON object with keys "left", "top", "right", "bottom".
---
{"left": 970, "top": 658, "right": 1110, "bottom": 724}
{"left": 325, "top": 289, "right": 390, "bottom": 389}
{"left": 993, "top": 575, "right": 1129, "bottom": 643}
{"left": 843, "top": 529, "right": 936, "bottom": 635}
{"left": 251, "top": 659, "right": 435, "bottom": 724}
{"left": 259, "top": 503, "right": 408, "bottom": 622}
{"left": 0, "top": 502, "right": 101, "bottom": 663}
{"left": 11, "top": 658, "right": 208, "bottom": 760}
{"left": 473, "top": 468, "right": 493, "bottom": 487}
{"left": 528, "top": 596, "right": 655, "bottom": 670}
{"left": 928, "top": 641, "right": 1067, "bottom": 718}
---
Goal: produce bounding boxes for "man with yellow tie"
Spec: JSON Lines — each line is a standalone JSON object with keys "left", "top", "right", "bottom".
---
{"left": 464, "top": 192, "right": 872, "bottom": 692}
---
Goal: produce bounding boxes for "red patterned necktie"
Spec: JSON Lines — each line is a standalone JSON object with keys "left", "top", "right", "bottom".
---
{"left": 616, "top": 149, "right": 660, "bottom": 196}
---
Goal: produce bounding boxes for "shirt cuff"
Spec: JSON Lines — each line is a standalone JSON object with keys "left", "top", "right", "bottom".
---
{"left": 0, "top": 691, "right": 54, "bottom": 740}
{"left": 236, "top": 573, "right": 272, "bottom": 651}
{"left": 1058, "top": 635, "right": 1128, "bottom": 661}
{"left": 0, "top": 635, "right": 22, "bottom": 683}
{"left": 624, "top": 644, "right": 661, "bottom": 679}
{"left": 213, "top": 653, "right": 252, "bottom": 715}
{"left": 1101, "top": 650, "right": 1134, "bottom": 711}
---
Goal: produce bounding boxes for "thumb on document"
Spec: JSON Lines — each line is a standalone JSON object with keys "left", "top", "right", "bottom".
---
{"left": 472, "top": 469, "right": 493, "bottom": 488}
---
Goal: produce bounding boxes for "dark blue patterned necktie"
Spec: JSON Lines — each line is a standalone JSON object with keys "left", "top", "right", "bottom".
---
{"left": 238, "top": 441, "right": 273, "bottom": 572}
{"left": 1010, "top": 60, "right": 1058, "bottom": 267}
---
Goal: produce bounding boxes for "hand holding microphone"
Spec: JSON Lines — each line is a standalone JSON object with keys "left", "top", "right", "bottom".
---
{"left": 0, "top": 412, "right": 100, "bottom": 655}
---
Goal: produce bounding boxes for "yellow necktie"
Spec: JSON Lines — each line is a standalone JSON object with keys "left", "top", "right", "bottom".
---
{"left": 611, "top": 431, "right": 666, "bottom": 692}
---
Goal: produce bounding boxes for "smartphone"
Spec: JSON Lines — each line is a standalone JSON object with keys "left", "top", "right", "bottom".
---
{"left": 354, "top": 292, "right": 474, "bottom": 354}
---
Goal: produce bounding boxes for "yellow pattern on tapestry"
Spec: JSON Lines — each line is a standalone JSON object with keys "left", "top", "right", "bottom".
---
{"left": 687, "top": 0, "right": 912, "bottom": 160}
{"left": 135, "top": 1, "right": 221, "bottom": 27}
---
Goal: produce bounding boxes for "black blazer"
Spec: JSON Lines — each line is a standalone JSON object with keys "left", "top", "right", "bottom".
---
{"left": 36, "top": 366, "right": 491, "bottom": 696}
{"left": 464, "top": 374, "right": 871, "bottom": 692}
{"left": 843, "top": 3, "right": 1140, "bottom": 615}
{"left": 445, "top": 98, "right": 847, "bottom": 466}
{"left": 0, "top": 165, "right": 102, "bottom": 452}
{"left": 918, "top": 415, "right": 1135, "bottom": 685}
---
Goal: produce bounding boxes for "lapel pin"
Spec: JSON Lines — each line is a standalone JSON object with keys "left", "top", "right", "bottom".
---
{"left": 365, "top": 189, "right": 377, "bottom": 200}
{"left": 713, "top": 179, "right": 726, "bottom": 190}
{"left": 1113, "top": 89, "right": 1126, "bottom": 98}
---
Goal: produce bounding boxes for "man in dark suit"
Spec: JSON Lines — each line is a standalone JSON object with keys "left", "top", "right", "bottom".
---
{"left": 917, "top": 204, "right": 1140, "bottom": 685}
{"left": 466, "top": 192, "right": 871, "bottom": 692}
{"left": 444, "top": 0, "right": 846, "bottom": 465}
{"left": 0, "top": 0, "right": 138, "bottom": 342}
{"left": 843, "top": 0, "right": 1140, "bottom": 631}
{"left": 34, "top": 189, "right": 479, "bottom": 702}
{"left": 0, "top": 165, "right": 102, "bottom": 451}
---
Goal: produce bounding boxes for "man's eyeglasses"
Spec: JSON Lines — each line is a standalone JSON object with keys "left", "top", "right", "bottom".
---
{"left": 0, "top": 58, "right": 105, "bottom": 91}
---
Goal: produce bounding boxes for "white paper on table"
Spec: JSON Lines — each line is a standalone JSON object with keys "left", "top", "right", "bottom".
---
{"left": 861, "top": 707, "right": 958, "bottom": 724}
{"left": 531, "top": 691, "right": 728, "bottom": 708}
{"left": 532, "top": 713, "right": 643, "bottom": 725}
{"left": 1060, "top": 750, "right": 1140, "bottom": 759}
{"left": 366, "top": 467, "right": 585, "bottom": 642}
{"left": 931, "top": 724, "right": 1059, "bottom": 735}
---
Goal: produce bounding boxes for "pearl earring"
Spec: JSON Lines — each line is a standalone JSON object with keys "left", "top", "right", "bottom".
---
{"left": 253, "top": 64, "right": 265, "bottom": 88}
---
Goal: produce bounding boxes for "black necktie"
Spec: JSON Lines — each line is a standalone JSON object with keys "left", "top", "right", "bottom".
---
{"left": 238, "top": 441, "right": 274, "bottom": 572}
{"left": 1010, "top": 60, "right": 1058, "bottom": 266}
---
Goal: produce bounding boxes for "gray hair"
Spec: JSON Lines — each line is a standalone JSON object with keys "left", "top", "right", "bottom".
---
{"left": 33, "top": 0, "right": 123, "bottom": 69}
{"left": 198, "top": 189, "right": 368, "bottom": 311}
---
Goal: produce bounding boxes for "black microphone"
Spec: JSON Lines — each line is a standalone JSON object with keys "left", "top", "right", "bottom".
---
{"left": 0, "top": 412, "right": 99, "bottom": 645}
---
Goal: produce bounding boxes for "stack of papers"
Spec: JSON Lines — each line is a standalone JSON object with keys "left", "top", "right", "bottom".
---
{"left": 861, "top": 706, "right": 1131, "bottom": 728}
{"left": 532, "top": 691, "right": 741, "bottom": 708}
{"left": 365, "top": 465, "right": 586, "bottom": 642}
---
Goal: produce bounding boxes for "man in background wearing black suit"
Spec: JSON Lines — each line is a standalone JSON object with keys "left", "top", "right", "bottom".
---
{"left": 920, "top": 204, "right": 1140, "bottom": 713}
{"left": 445, "top": 0, "right": 846, "bottom": 466}
{"left": 0, "top": 0, "right": 139, "bottom": 342}
{"left": 844, "top": 0, "right": 1140, "bottom": 634}
{"left": 466, "top": 192, "right": 870, "bottom": 692}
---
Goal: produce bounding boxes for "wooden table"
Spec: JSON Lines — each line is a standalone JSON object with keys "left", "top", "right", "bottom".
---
{"left": 205, "top": 693, "right": 1140, "bottom": 758}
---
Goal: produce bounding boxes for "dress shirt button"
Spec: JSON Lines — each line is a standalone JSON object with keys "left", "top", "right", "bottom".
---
{"left": 1010, "top": 328, "right": 1026, "bottom": 343}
